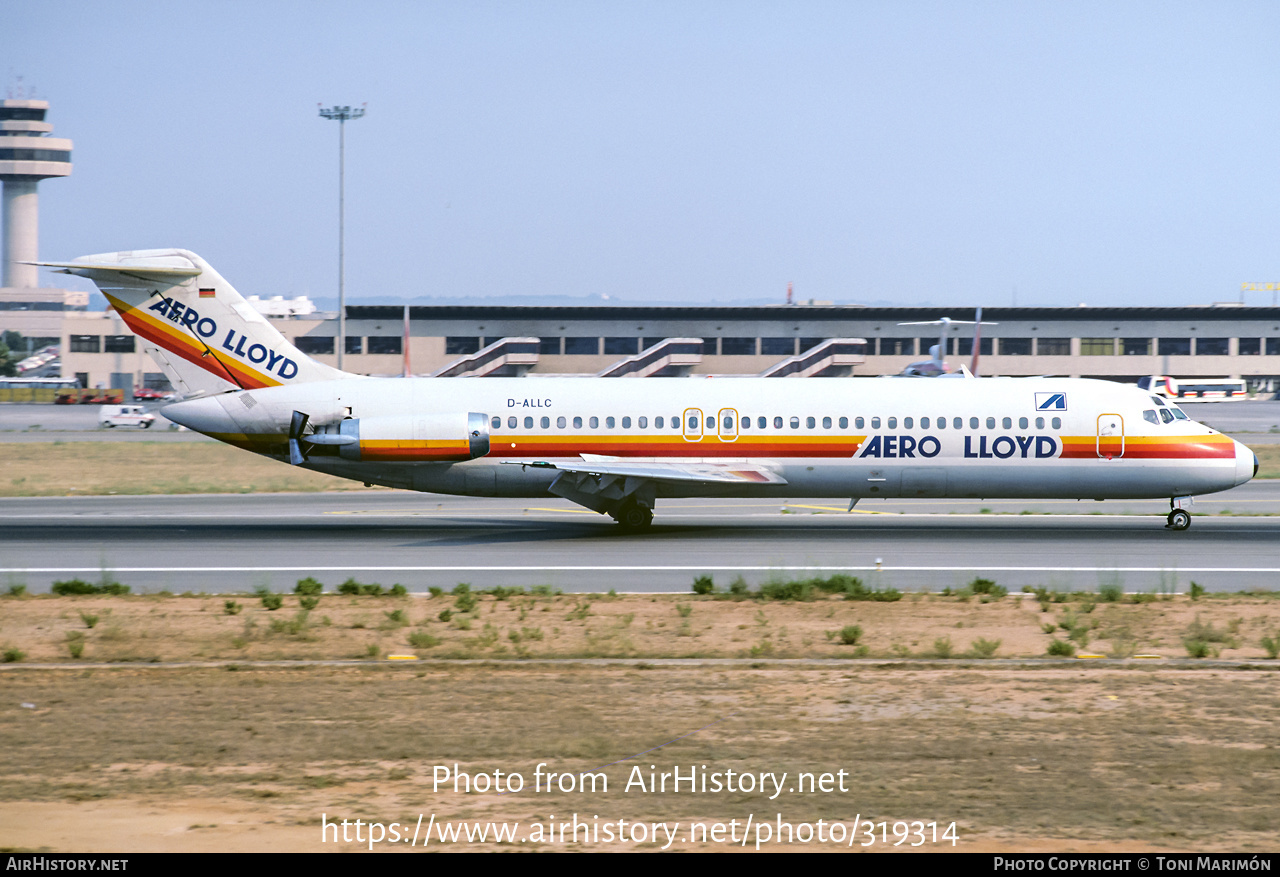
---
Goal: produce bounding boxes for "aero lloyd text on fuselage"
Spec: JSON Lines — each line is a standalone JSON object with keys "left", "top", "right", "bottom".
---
{"left": 856, "top": 434, "right": 1058, "bottom": 459}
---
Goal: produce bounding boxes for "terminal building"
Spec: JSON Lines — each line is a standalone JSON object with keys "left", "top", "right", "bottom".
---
{"left": 3, "top": 98, "right": 1279, "bottom": 397}
{"left": 50, "top": 300, "right": 1280, "bottom": 396}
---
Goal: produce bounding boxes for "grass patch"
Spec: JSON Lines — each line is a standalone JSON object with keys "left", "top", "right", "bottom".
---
{"left": 51, "top": 579, "right": 130, "bottom": 596}
{"left": 407, "top": 631, "right": 440, "bottom": 649}
{"left": 966, "top": 637, "right": 1002, "bottom": 658}
{"left": 0, "top": 442, "right": 376, "bottom": 496}
{"left": 1046, "top": 638, "right": 1075, "bottom": 657}
{"left": 837, "top": 625, "right": 863, "bottom": 646}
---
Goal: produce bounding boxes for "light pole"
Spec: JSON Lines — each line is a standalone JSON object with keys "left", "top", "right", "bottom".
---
{"left": 318, "top": 103, "right": 365, "bottom": 369}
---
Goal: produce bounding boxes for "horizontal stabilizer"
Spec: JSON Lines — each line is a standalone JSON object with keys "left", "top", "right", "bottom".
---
{"left": 27, "top": 260, "right": 202, "bottom": 279}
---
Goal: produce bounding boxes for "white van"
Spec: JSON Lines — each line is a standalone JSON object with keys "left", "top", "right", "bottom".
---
{"left": 99, "top": 404, "right": 156, "bottom": 429}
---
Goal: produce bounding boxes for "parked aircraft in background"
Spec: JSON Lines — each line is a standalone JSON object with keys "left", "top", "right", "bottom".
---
{"left": 896, "top": 308, "right": 996, "bottom": 377}
{"left": 36, "top": 250, "right": 1256, "bottom": 530}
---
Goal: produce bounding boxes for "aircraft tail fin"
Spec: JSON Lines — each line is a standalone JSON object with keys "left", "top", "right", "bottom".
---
{"left": 969, "top": 306, "right": 984, "bottom": 376}
{"left": 37, "top": 249, "right": 349, "bottom": 397}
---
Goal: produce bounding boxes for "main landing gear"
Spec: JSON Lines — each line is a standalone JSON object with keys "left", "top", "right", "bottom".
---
{"left": 1165, "top": 496, "right": 1193, "bottom": 531}
{"left": 611, "top": 499, "right": 654, "bottom": 529}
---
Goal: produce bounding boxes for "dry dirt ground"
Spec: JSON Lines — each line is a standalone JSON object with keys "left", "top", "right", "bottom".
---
{"left": 1, "top": 592, "right": 1279, "bottom": 853}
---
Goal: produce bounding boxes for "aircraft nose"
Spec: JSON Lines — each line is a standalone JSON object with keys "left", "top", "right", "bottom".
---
{"left": 1234, "top": 439, "right": 1257, "bottom": 486}
{"left": 162, "top": 395, "right": 237, "bottom": 434}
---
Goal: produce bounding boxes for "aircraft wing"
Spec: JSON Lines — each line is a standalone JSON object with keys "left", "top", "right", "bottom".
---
{"left": 502, "top": 457, "right": 788, "bottom": 485}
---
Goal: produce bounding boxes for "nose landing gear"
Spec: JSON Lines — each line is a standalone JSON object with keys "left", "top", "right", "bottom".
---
{"left": 1166, "top": 496, "right": 1193, "bottom": 530}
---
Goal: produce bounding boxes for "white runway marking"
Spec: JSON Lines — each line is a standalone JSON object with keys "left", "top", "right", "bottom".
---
{"left": 7, "top": 565, "right": 1280, "bottom": 574}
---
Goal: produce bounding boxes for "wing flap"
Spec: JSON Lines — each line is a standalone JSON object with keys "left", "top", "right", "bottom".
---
{"left": 503, "top": 458, "right": 787, "bottom": 485}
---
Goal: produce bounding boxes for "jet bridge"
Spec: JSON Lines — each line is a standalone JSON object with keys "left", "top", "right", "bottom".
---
{"left": 596, "top": 337, "right": 704, "bottom": 377}
{"left": 431, "top": 337, "right": 540, "bottom": 377}
{"left": 758, "top": 338, "right": 867, "bottom": 377}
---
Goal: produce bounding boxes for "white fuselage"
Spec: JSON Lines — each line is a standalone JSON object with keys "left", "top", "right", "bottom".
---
{"left": 163, "top": 374, "right": 1255, "bottom": 503}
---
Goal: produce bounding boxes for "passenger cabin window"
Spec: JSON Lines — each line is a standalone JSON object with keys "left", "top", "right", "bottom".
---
{"left": 590, "top": 416, "right": 599, "bottom": 429}
{"left": 524, "top": 417, "right": 534, "bottom": 429}
{"left": 888, "top": 417, "right": 897, "bottom": 429}
{"left": 508, "top": 416, "right": 517, "bottom": 429}
{"left": 774, "top": 416, "right": 783, "bottom": 429}
{"left": 919, "top": 417, "right": 928, "bottom": 429}
{"left": 540, "top": 416, "right": 549, "bottom": 429}
{"left": 655, "top": 416, "right": 664, "bottom": 429}
{"left": 1019, "top": 417, "right": 1028, "bottom": 429}
{"left": 1051, "top": 417, "right": 1062, "bottom": 429}
{"left": 622, "top": 416, "right": 631, "bottom": 429}
{"left": 955, "top": 417, "right": 964, "bottom": 429}
{"left": 987, "top": 417, "right": 996, "bottom": 429}
{"left": 822, "top": 416, "right": 832, "bottom": 429}
{"left": 491, "top": 416, "right": 501, "bottom": 429}
{"left": 1035, "top": 417, "right": 1045, "bottom": 429}
{"left": 806, "top": 416, "right": 816, "bottom": 429}
{"left": 639, "top": 416, "right": 648, "bottom": 428}
{"left": 855, "top": 416, "right": 865, "bottom": 429}
{"left": 757, "top": 416, "right": 767, "bottom": 429}
{"left": 839, "top": 416, "right": 848, "bottom": 429}
{"left": 1002, "top": 417, "right": 1012, "bottom": 429}
{"left": 574, "top": 416, "right": 583, "bottom": 429}
{"left": 790, "top": 417, "right": 800, "bottom": 429}
{"left": 871, "top": 417, "right": 881, "bottom": 429}
{"left": 687, "top": 415, "right": 698, "bottom": 430}
{"left": 903, "top": 416, "right": 913, "bottom": 429}
{"left": 936, "top": 417, "right": 945, "bottom": 430}
{"left": 607, "top": 416, "right": 616, "bottom": 429}
{"left": 970, "top": 417, "right": 979, "bottom": 429}
{"left": 557, "top": 416, "right": 566, "bottom": 428}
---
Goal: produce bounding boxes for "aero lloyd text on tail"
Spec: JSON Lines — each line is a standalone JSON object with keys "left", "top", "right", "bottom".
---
{"left": 35, "top": 249, "right": 1256, "bottom": 530}
{"left": 39, "top": 249, "right": 343, "bottom": 397}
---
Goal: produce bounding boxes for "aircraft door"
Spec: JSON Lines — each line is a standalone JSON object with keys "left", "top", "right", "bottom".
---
{"left": 1096, "top": 413, "right": 1125, "bottom": 459}
{"left": 717, "top": 407, "right": 739, "bottom": 442}
{"left": 683, "top": 408, "right": 704, "bottom": 442}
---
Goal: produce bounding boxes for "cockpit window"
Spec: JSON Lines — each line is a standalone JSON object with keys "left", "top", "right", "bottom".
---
{"left": 1159, "top": 408, "right": 1174, "bottom": 424}
{"left": 1150, "top": 396, "right": 1166, "bottom": 407}
{"left": 1143, "top": 410, "right": 1159, "bottom": 425}
{"left": 1169, "top": 406, "right": 1189, "bottom": 420}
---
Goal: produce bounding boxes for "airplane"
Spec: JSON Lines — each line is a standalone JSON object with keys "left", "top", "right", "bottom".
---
{"left": 36, "top": 249, "right": 1257, "bottom": 531}
{"left": 896, "top": 309, "right": 995, "bottom": 377}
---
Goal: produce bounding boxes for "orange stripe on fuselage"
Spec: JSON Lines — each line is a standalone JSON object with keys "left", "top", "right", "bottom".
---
{"left": 359, "top": 439, "right": 473, "bottom": 461}
{"left": 105, "top": 293, "right": 282, "bottom": 390}
{"left": 1059, "top": 435, "right": 1235, "bottom": 460}
{"left": 489, "top": 434, "right": 864, "bottom": 458}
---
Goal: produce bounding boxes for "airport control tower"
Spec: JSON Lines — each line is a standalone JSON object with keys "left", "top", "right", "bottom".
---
{"left": 0, "top": 99, "right": 72, "bottom": 288}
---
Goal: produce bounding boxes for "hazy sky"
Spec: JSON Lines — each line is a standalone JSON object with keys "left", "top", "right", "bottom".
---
{"left": 7, "top": 1, "right": 1280, "bottom": 307}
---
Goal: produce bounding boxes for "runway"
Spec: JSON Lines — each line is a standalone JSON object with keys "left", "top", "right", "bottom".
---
{"left": 2, "top": 483, "right": 1278, "bottom": 594}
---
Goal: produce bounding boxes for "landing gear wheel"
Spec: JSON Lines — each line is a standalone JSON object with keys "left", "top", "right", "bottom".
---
{"left": 613, "top": 502, "right": 654, "bottom": 529}
{"left": 1167, "top": 510, "right": 1191, "bottom": 531}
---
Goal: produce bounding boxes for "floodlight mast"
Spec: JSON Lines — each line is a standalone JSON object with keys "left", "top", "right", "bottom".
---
{"left": 318, "top": 103, "right": 365, "bottom": 369}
